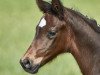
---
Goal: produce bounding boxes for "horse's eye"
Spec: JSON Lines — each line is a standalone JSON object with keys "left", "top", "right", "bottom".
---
{"left": 47, "top": 31, "right": 56, "bottom": 39}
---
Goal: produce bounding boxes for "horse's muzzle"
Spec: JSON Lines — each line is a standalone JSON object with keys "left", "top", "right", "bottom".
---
{"left": 20, "top": 59, "right": 40, "bottom": 74}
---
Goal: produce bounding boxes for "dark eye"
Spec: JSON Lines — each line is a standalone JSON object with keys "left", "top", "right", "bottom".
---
{"left": 47, "top": 31, "right": 56, "bottom": 39}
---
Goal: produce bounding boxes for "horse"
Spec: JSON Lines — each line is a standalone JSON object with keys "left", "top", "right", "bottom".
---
{"left": 20, "top": 0, "right": 100, "bottom": 75}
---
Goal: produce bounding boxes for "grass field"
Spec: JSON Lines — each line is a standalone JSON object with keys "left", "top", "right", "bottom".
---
{"left": 0, "top": 0, "right": 100, "bottom": 75}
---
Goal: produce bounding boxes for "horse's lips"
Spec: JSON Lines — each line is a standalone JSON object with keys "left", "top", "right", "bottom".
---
{"left": 30, "top": 65, "right": 40, "bottom": 74}
{"left": 25, "top": 65, "right": 40, "bottom": 74}
{"left": 21, "top": 63, "right": 40, "bottom": 74}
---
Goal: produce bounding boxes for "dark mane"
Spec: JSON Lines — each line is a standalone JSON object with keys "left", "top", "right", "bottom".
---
{"left": 66, "top": 8, "right": 100, "bottom": 33}
{"left": 36, "top": 0, "right": 100, "bottom": 33}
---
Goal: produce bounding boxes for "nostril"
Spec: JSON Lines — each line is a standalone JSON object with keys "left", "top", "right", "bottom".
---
{"left": 21, "top": 59, "right": 32, "bottom": 69}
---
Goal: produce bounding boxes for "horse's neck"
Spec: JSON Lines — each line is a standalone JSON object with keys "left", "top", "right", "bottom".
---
{"left": 65, "top": 10, "right": 100, "bottom": 75}
{"left": 71, "top": 38, "right": 100, "bottom": 75}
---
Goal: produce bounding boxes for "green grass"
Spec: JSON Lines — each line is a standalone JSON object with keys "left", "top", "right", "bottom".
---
{"left": 0, "top": 0, "right": 100, "bottom": 75}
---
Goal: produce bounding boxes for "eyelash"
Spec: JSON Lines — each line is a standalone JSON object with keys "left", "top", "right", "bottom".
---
{"left": 47, "top": 31, "right": 56, "bottom": 39}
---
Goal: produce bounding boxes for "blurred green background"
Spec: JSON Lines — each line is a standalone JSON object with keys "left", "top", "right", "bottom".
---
{"left": 0, "top": 0, "right": 100, "bottom": 75}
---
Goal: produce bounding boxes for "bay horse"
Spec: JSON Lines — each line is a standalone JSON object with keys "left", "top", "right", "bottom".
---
{"left": 20, "top": 0, "right": 100, "bottom": 75}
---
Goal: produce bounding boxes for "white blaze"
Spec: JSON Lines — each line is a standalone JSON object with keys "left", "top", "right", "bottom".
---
{"left": 39, "top": 18, "right": 46, "bottom": 27}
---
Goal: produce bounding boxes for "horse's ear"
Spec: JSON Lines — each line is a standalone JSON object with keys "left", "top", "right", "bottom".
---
{"left": 51, "top": 0, "right": 64, "bottom": 19}
{"left": 36, "top": 0, "right": 52, "bottom": 13}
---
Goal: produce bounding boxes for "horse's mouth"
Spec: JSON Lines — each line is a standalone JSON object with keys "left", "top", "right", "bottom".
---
{"left": 20, "top": 62, "right": 41, "bottom": 74}
{"left": 26, "top": 65, "right": 40, "bottom": 74}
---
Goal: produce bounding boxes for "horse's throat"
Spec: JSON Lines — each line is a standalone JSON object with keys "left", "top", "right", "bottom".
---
{"left": 70, "top": 41, "right": 94, "bottom": 75}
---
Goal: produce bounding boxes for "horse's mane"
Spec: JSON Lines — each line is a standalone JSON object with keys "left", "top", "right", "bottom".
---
{"left": 66, "top": 8, "right": 100, "bottom": 33}
{"left": 36, "top": 0, "right": 100, "bottom": 33}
